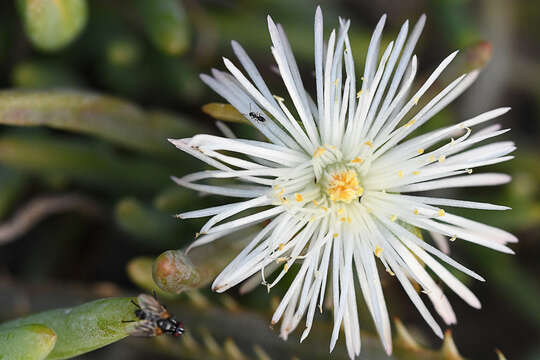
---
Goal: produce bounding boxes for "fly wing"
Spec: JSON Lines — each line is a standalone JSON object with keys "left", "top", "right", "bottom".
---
{"left": 127, "top": 320, "right": 162, "bottom": 337}
{"left": 137, "top": 294, "right": 168, "bottom": 319}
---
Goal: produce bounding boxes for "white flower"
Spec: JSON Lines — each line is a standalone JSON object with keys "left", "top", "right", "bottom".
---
{"left": 169, "top": 7, "right": 516, "bottom": 358}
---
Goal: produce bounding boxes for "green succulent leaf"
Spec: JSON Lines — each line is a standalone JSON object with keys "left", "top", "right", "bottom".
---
{"left": 0, "top": 90, "right": 202, "bottom": 157}
{"left": 17, "top": 0, "right": 88, "bottom": 51}
{"left": 135, "top": 0, "right": 190, "bottom": 55}
{"left": 0, "top": 297, "right": 136, "bottom": 360}
{"left": 0, "top": 133, "right": 172, "bottom": 193}
{"left": 0, "top": 324, "right": 57, "bottom": 360}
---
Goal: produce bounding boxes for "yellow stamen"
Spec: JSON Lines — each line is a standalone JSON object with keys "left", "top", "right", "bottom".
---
{"left": 397, "top": 170, "right": 403, "bottom": 178}
{"left": 340, "top": 217, "right": 346, "bottom": 222}
{"left": 438, "top": 209, "right": 445, "bottom": 217}
{"left": 356, "top": 90, "right": 363, "bottom": 98}
{"left": 390, "top": 215, "right": 397, "bottom": 222}
{"left": 417, "top": 148, "right": 424, "bottom": 155}
{"left": 279, "top": 243, "right": 285, "bottom": 251}
{"left": 364, "top": 141, "right": 373, "bottom": 148}
{"left": 346, "top": 217, "right": 351, "bottom": 224}
{"left": 283, "top": 263, "right": 289, "bottom": 272}
{"left": 313, "top": 200, "right": 319, "bottom": 206}
{"left": 450, "top": 235, "right": 457, "bottom": 242}
{"left": 351, "top": 157, "right": 364, "bottom": 164}
{"left": 333, "top": 233, "right": 339, "bottom": 238}
{"left": 295, "top": 193, "right": 303, "bottom": 202}
{"left": 428, "top": 155, "right": 436, "bottom": 163}
{"left": 386, "top": 268, "right": 395, "bottom": 276}
{"left": 321, "top": 206, "right": 328, "bottom": 212}
{"left": 413, "top": 209, "right": 419, "bottom": 215}
{"left": 337, "top": 208, "right": 345, "bottom": 215}
{"left": 413, "top": 97, "right": 419, "bottom": 105}
{"left": 375, "top": 246, "right": 383, "bottom": 257}
{"left": 313, "top": 147, "right": 326, "bottom": 158}
{"left": 439, "top": 155, "right": 446, "bottom": 163}
{"left": 326, "top": 170, "right": 363, "bottom": 203}
{"left": 413, "top": 171, "right": 420, "bottom": 175}
{"left": 404, "top": 118, "right": 417, "bottom": 128}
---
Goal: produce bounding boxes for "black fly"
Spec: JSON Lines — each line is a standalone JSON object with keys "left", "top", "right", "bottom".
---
{"left": 124, "top": 293, "right": 184, "bottom": 337}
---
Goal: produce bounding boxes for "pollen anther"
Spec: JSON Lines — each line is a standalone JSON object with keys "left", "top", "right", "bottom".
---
{"left": 325, "top": 170, "right": 363, "bottom": 203}
{"left": 404, "top": 118, "right": 416, "bottom": 128}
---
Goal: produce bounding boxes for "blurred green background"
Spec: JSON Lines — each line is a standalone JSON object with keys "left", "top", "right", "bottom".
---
{"left": 0, "top": 0, "right": 538, "bottom": 359}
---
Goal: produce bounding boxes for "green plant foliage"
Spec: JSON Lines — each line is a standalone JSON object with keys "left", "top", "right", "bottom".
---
{"left": 16, "top": 0, "right": 88, "bottom": 51}
{"left": 0, "top": 133, "right": 171, "bottom": 193}
{"left": 0, "top": 168, "right": 26, "bottom": 220}
{"left": 134, "top": 0, "right": 190, "bottom": 55}
{"left": 0, "top": 90, "right": 202, "bottom": 156}
{"left": 11, "top": 61, "right": 84, "bottom": 89}
{"left": 115, "top": 197, "right": 183, "bottom": 247}
{"left": 0, "top": 324, "right": 57, "bottom": 360}
{"left": 0, "top": 1, "right": 537, "bottom": 359}
{"left": 0, "top": 297, "right": 135, "bottom": 360}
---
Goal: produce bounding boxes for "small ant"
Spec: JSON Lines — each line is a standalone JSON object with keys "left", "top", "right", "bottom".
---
{"left": 245, "top": 103, "right": 265, "bottom": 122}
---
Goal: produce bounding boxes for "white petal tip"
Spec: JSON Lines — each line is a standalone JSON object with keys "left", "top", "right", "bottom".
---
{"left": 384, "top": 344, "right": 393, "bottom": 356}
{"left": 500, "top": 246, "right": 515, "bottom": 255}
{"left": 329, "top": 341, "right": 337, "bottom": 353}
{"left": 212, "top": 284, "right": 227, "bottom": 293}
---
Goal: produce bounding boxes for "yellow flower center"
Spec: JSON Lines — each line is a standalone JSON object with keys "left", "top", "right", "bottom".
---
{"left": 326, "top": 169, "right": 364, "bottom": 203}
